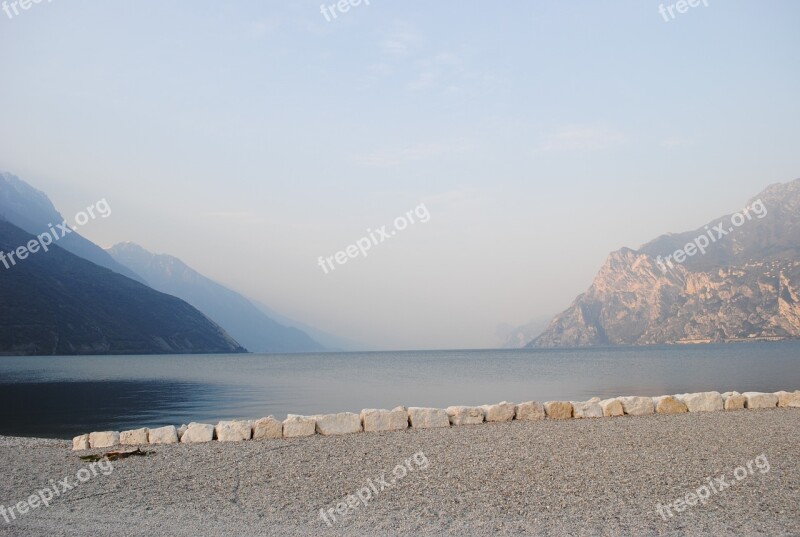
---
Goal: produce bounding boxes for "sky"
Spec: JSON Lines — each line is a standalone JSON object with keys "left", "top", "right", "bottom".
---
{"left": 1, "top": 0, "right": 798, "bottom": 350}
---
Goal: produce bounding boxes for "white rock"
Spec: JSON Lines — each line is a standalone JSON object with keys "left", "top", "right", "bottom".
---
{"left": 361, "top": 407, "right": 408, "bottom": 432}
{"left": 722, "top": 391, "right": 746, "bottom": 410}
{"left": 176, "top": 424, "right": 188, "bottom": 441}
{"left": 408, "top": 407, "right": 450, "bottom": 429}
{"left": 674, "top": 392, "right": 723, "bottom": 412}
{"left": 148, "top": 425, "right": 178, "bottom": 445}
{"left": 481, "top": 402, "right": 515, "bottom": 422}
{"left": 120, "top": 428, "right": 149, "bottom": 445}
{"left": 252, "top": 416, "right": 283, "bottom": 439}
{"left": 282, "top": 415, "right": 316, "bottom": 438}
{"left": 571, "top": 398, "right": 604, "bottom": 418}
{"left": 180, "top": 423, "right": 215, "bottom": 443}
{"left": 446, "top": 406, "right": 485, "bottom": 426}
{"left": 215, "top": 420, "right": 252, "bottom": 442}
{"left": 775, "top": 390, "right": 800, "bottom": 408}
{"left": 515, "top": 401, "right": 545, "bottom": 421}
{"left": 315, "top": 412, "right": 362, "bottom": 436}
{"left": 599, "top": 398, "right": 624, "bottom": 417}
{"left": 619, "top": 396, "right": 654, "bottom": 416}
{"left": 89, "top": 431, "right": 119, "bottom": 449}
{"left": 743, "top": 392, "right": 778, "bottom": 409}
{"left": 72, "top": 434, "right": 89, "bottom": 451}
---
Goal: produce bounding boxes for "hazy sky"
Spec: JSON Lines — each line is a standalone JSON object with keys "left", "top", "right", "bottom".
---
{"left": 1, "top": 1, "right": 798, "bottom": 350}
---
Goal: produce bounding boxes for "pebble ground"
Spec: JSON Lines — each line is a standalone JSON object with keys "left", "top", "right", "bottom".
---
{"left": 0, "top": 409, "right": 798, "bottom": 536}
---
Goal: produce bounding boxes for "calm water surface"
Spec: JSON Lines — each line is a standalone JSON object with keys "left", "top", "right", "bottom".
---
{"left": 1, "top": 343, "right": 799, "bottom": 438}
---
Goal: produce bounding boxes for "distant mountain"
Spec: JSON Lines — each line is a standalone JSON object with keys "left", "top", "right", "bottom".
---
{"left": 496, "top": 318, "right": 552, "bottom": 349}
{"left": 253, "top": 300, "right": 371, "bottom": 352}
{"left": 0, "top": 220, "right": 246, "bottom": 355}
{"left": 0, "top": 172, "right": 146, "bottom": 284}
{"left": 107, "top": 242, "right": 325, "bottom": 353}
{"left": 529, "top": 178, "right": 800, "bottom": 347}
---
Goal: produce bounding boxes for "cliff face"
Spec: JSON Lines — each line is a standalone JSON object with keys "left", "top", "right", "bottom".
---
{"left": 529, "top": 178, "right": 800, "bottom": 347}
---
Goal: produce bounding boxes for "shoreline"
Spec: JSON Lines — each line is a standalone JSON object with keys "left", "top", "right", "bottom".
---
{"left": 1, "top": 409, "right": 798, "bottom": 536}
{"left": 71, "top": 389, "right": 800, "bottom": 450}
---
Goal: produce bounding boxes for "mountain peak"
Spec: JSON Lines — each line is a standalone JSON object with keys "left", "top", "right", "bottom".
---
{"left": 529, "top": 178, "right": 800, "bottom": 347}
{"left": 0, "top": 171, "right": 147, "bottom": 284}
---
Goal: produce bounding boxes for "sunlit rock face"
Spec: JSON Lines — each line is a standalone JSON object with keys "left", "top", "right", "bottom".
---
{"left": 529, "top": 179, "right": 800, "bottom": 347}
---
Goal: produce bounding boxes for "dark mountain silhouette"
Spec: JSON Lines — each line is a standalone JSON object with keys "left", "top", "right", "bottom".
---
{"left": 0, "top": 220, "right": 246, "bottom": 355}
{"left": 0, "top": 171, "right": 145, "bottom": 284}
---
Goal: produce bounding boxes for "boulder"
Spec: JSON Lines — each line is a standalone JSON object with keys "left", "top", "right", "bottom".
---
{"left": 743, "top": 392, "right": 778, "bottom": 409}
{"left": 148, "top": 425, "right": 178, "bottom": 445}
{"left": 775, "top": 390, "right": 800, "bottom": 408}
{"left": 515, "top": 401, "right": 545, "bottom": 421}
{"left": 315, "top": 413, "right": 362, "bottom": 436}
{"left": 599, "top": 398, "right": 624, "bottom": 417}
{"left": 654, "top": 396, "right": 688, "bottom": 414}
{"left": 722, "top": 391, "right": 747, "bottom": 410}
{"left": 177, "top": 424, "right": 188, "bottom": 441}
{"left": 446, "top": 406, "right": 485, "bottom": 426}
{"left": 89, "top": 431, "right": 119, "bottom": 449}
{"left": 361, "top": 407, "right": 408, "bottom": 432}
{"left": 544, "top": 401, "right": 573, "bottom": 420}
{"left": 216, "top": 420, "right": 252, "bottom": 442}
{"left": 252, "top": 416, "right": 283, "bottom": 439}
{"left": 675, "top": 392, "right": 723, "bottom": 412}
{"left": 571, "top": 398, "right": 604, "bottom": 418}
{"left": 619, "top": 396, "right": 654, "bottom": 416}
{"left": 282, "top": 415, "right": 316, "bottom": 438}
{"left": 72, "top": 434, "right": 89, "bottom": 451}
{"left": 481, "top": 402, "right": 515, "bottom": 422}
{"left": 120, "top": 428, "right": 149, "bottom": 445}
{"left": 407, "top": 407, "right": 450, "bottom": 429}
{"left": 180, "top": 423, "right": 215, "bottom": 443}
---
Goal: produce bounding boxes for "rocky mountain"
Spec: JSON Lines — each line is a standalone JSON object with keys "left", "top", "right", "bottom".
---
{"left": 107, "top": 242, "right": 325, "bottom": 353}
{"left": 529, "top": 178, "right": 800, "bottom": 347}
{"left": 0, "top": 172, "right": 146, "bottom": 284}
{"left": 0, "top": 220, "right": 246, "bottom": 355}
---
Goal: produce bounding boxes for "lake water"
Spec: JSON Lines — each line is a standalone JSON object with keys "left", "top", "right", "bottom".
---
{"left": 1, "top": 342, "right": 799, "bottom": 439}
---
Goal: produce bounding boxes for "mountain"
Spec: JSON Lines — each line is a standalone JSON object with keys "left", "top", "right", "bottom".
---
{"left": 253, "top": 300, "right": 371, "bottom": 352}
{"left": 496, "top": 318, "right": 552, "bottom": 349}
{"left": 107, "top": 242, "right": 325, "bottom": 353}
{"left": 529, "top": 178, "right": 800, "bottom": 347}
{"left": 0, "top": 172, "right": 146, "bottom": 284}
{"left": 0, "top": 220, "right": 246, "bottom": 355}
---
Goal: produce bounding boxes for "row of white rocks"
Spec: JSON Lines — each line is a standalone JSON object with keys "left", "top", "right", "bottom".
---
{"left": 72, "top": 389, "right": 800, "bottom": 451}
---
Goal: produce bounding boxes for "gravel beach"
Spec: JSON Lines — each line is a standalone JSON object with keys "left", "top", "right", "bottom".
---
{"left": 0, "top": 409, "right": 798, "bottom": 537}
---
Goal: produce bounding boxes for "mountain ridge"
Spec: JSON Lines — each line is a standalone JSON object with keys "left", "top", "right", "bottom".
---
{"left": 529, "top": 178, "right": 800, "bottom": 347}
{"left": 0, "top": 171, "right": 146, "bottom": 284}
{"left": 107, "top": 242, "right": 326, "bottom": 353}
{"left": 0, "top": 220, "right": 246, "bottom": 355}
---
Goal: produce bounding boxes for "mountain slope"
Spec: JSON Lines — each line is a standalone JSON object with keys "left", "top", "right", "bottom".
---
{"left": 0, "top": 220, "right": 246, "bottom": 355}
{"left": 107, "top": 242, "right": 325, "bottom": 353}
{"left": 529, "top": 178, "right": 800, "bottom": 347}
{"left": 253, "top": 299, "right": 369, "bottom": 352}
{"left": 0, "top": 172, "right": 146, "bottom": 284}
